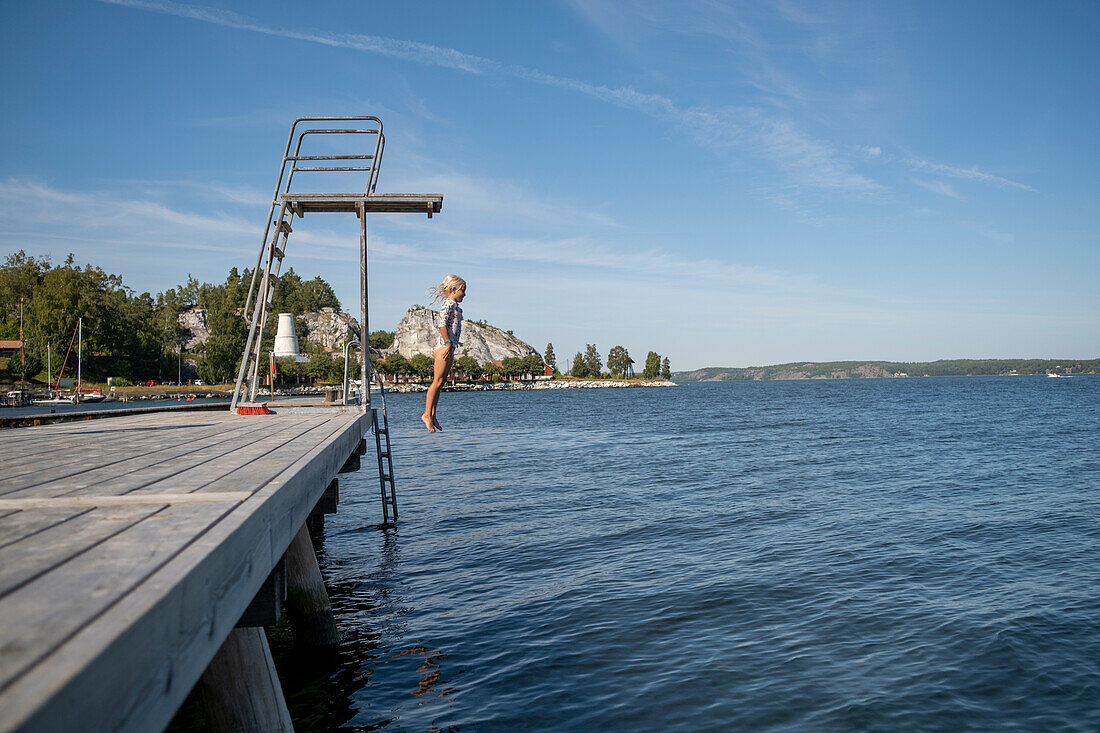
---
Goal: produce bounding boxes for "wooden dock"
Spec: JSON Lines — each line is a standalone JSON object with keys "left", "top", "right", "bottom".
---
{"left": 0, "top": 406, "right": 369, "bottom": 732}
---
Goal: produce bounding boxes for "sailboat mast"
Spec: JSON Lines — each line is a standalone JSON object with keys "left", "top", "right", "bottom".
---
{"left": 77, "top": 317, "right": 82, "bottom": 393}
{"left": 19, "top": 298, "right": 24, "bottom": 396}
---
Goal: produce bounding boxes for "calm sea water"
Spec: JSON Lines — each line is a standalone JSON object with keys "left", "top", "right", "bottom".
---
{"left": 279, "top": 376, "right": 1099, "bottom": 731}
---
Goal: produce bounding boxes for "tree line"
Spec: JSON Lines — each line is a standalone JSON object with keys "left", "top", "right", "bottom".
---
{"left": 0, "top": 251, "right": 345, "bottom": 385}
{"left": 375, "top": 351, "right": 546, "bottom": 383}
{"left": 561, "top": 343, "right": 671, "bottom": 379}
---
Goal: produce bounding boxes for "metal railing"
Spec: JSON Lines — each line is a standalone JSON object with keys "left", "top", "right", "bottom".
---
{"left": 243, "top": 117, "right": 384, "bottom": 322}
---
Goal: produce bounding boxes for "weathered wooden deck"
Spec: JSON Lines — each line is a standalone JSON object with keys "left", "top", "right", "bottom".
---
{"left": 0, "top": 407, "right": 368, "bottom": 732}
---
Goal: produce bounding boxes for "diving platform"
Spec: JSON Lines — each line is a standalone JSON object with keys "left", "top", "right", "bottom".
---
{"left": 282, "top": 192, "right": 443, "bottom": 216}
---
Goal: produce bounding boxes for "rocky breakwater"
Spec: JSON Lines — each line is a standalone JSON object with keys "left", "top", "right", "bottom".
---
{"left": 384, "top": 379, "right": 676, "bottom": 393}
{"left": 388, "top": 306, "right": 537, "bottom": 363}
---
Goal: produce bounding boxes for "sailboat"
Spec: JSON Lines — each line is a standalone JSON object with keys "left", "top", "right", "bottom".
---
{"left": 32, "top": 318, "right": 105, "bottom": 404}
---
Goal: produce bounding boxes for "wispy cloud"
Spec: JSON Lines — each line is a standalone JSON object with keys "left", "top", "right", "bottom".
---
{"left": 0, "top": 177, "right": 815, "bottom": 296}
{"left": 909, "top": 158, "right": 1036, "bottom": 192}
{"left": 98, "top": 0, "right": 879, "bottom": 198}
{"left": 0, "top": 178, "right": 418, "bottom": 265}
{"left": 913, "top": 178, "right": 962, "bottom": 200}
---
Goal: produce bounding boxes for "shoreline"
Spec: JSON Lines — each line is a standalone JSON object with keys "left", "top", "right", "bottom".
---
{"left": 388, "top": 379, "right": 678, "bottom": 393}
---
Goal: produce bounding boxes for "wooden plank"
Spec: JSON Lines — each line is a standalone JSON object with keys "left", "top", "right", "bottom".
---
{"left": 0, "top": 505, "right": 166, "bottom": 600}
{"left": 0, "top": 413, "right": 202, "bottom": 462}
{"left": 0, "top": 411, "right": 227, "bottom": 464}
{"left": 0, "top": 508, "right": 90, "bottom": 550}
{"left": 0, "top": 413, "right": 367, "bottom": 733}
{"left": 0, "top": 500, "right": 238, "bottom": 694}
{"left": 98, "top": 416, "right": 343, "bottom": 498}
{"left": 0, "top": 418, "right": 311, "bottom": 499}
{"left": 0, "top": 413, "right": 242, "bottom": 478}
{"left": 0, "top": 494, "right": 250, "bottom": 510}
{"left": 0, "top": 402, "right": 230, "bottom": 430}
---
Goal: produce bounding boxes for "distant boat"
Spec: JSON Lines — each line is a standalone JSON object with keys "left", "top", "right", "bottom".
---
{"left": 1047, "top": 373, "right": 1066, "bottom": 378}
{"left": 32, "top": 391, "right": 76, "bottom": 405}
{"left": 76, "top": 389, "right": 106, "bottom": 403}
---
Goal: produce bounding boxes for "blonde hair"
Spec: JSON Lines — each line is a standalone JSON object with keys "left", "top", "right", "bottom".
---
{"left": 430, "top": 274, "right": 466, "bottom": 303}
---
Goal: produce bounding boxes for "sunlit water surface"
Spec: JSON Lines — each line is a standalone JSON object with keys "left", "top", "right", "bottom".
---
{"left": 260, "top": 378, "right": 1099, "bottom": 730}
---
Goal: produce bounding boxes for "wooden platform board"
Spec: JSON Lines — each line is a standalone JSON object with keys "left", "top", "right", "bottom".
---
{"left": 282, "top": 192, "right": 443, "bottom": 215}
{"left": 0, "top": 408, "right": 369, "bottom": 733}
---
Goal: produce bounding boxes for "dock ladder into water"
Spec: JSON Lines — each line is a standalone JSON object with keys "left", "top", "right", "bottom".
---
{"left": 230, "top": 116, "right": 442, "bottom": 525}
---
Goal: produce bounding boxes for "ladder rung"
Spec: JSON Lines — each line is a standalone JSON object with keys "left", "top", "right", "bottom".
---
{"left": 294, "top": 166, "right": 373, "bottom": 172}
{"left": 273, "top": 246, "right": 284, "bottom": 260}
{"left": 277, "top": 220, "right": 292, "bottom": 234}
{"left": 287, "top": 154, "right": 374, "bottom": 161}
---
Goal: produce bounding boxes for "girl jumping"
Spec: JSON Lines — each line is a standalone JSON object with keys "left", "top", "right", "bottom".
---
{"left": 422, "top": 275, "right": 466, "bottom": 433}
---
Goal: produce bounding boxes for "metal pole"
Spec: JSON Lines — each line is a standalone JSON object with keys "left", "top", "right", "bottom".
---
{"left": 77, "top": 317, "right": 82, "bottom": 398}
{"left": 343, "top": 342, "right": 349, "bottom": 406}
{"left": 19, "top": 299, "right": 25, "bottom": 399}
{"left": 359, "top": 202, "right": 370, "bottom": 414}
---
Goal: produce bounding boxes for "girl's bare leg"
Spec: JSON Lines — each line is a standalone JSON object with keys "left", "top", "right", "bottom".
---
{"left": 422, "top": 347, "right": 452, "bottom": 432}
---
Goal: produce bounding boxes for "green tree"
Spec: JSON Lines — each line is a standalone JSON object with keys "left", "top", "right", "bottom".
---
{"left": 524, "top": 353, "right": 545, "bottom": 376}
{"left": 661, "top": 356, "right": 671, "bottom": 379}
{"left": 584, "top": 344, "right": 601, "bottom": 377}
{"left": 643, "top": 351, "right": 660, "bottom": 379}
{"left": 384, "top": 353, "right": 411, "bottom": 379}
{"left": 409, "top": 353, "right": 434, "bottom": 381}
{"left": 483, "top": 362, "right": 502, "bottom": 382}
{"left": 570, "top": 352, "right": 587, "bottom": 377}
{"left": 544, "top": 343, "right": 557, "bottom": 372}
{"left": 17, "top": 255, "right": 170, "bottom": 382}
{"left": 370, "top": 330, "right": 395, "bottom": 349}
{"left": 269, "top": 267, "right": 341, "bottom": 315}
{"left": 607, "top": 345, "right": 633, "bottom": 377}
{"left": 500, "top": 356, "right": 525, "bottom": 380}
{"left": 0, "top": 251, "right": 49, "bottom": 321}
{"left": 454, "top": 352, "right": 481, "bottom": 381}
{"left": 196, "top": 270, "right": 248, "bottom": 384}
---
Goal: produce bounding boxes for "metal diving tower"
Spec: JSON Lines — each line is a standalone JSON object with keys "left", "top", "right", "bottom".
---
{"left": 231, "top": 116, "right": 442, "bottom": 525}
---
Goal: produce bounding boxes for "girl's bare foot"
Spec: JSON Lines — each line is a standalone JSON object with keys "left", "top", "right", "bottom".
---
{"left": 432, "top": 418, "right": 443, "bottom": 431}
{"left": 421, "top": 414, "right": 436, "bottom": 433}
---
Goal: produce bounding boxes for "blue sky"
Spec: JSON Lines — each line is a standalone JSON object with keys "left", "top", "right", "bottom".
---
{"left": 1, "top": 0, "right": 1097, "bottom": 370}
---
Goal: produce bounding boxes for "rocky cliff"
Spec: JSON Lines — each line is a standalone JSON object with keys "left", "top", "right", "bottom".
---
{"left": 300, "top": 307, "right": 360, "bottom": 351}
{"left": 178, "top": 307, "right": 209, "bottom": 350}
{"left": 388, "top": 307, "right": 536, "bottom": 365}
{"left": 178, "top": 306, "right": 360, "bottom": 353}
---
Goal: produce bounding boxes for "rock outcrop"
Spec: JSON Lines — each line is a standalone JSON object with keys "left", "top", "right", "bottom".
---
{"left": 388, "top": 307, "right": 536, "bottom": 365}
{"left": 178, "top": 307, "right": 209, "bottom": 350}
{"left": 300, "top": 307, "right": 360, "bottom": 351}
{"left": 177, "top": 306, "right": 360, "bottom": 353}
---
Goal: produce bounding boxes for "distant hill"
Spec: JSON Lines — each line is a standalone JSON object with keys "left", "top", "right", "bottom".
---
{"left": 674, "top": 359, "right": 1100, "bottom": 382}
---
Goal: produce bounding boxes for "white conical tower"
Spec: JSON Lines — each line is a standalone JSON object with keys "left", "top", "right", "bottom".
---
{"left": 273, "top": 313, "right": 301, "bottom": 357}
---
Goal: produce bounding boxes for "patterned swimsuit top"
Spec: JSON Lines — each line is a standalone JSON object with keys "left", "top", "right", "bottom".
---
{"left": 436, "top": 299, "right": 463, "bottom": 350}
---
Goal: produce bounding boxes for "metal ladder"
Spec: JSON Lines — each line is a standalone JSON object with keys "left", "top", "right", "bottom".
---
{"left": 239, "top": 202, "right": 294, "bottom": 402}
{"left": 367, "top": 360, "right": 398, "bottom": 525}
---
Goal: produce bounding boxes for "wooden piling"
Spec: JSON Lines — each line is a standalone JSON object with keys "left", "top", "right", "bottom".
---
{"left": 198, "top": 627, "right": 293, "bottom": 733}
{"left": 284, "top": 523, "right": 341, "bottom": 647}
